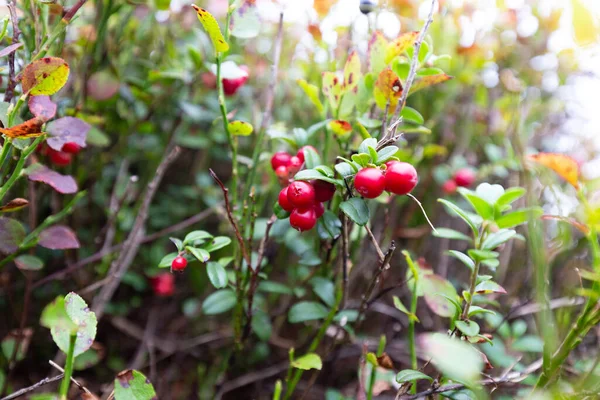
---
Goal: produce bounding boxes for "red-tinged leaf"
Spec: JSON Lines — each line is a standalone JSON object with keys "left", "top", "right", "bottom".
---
{"left": 474, "top": 280, "right": 507, "bottom": 294}
{"left": 368, "top": 31, "right": 388, "bottom": 77}
{"left": 0, "top": 117, "right": 45, "bottom": 138}
{"left": 328, "top": 120, "right": 352, "bottom": 137}
{"left": 21, "top": 57, "right": 70, "bottom": 96}
{"left": 385, "top": 31, "right": 419, "bottom": 63}
{"left": 527, "top": 153, "right": 580, "bottom": 189}
{"left": 409, "top": 74, "right": 453, "bottom": 95}
{"left": 15, "top": 254, "right": 44, "bottom": 271}
{"left": 0, "top": 217, "right": 26, "bottom": 254}
{"left": 322, "top": 71, "right": 343, "bottom": 110}
{"left": 24, "top": 164, "right": 78, "bottom": 194}
{"left": 541, "top": 215, "right": 590, "bottom": 234}
{"left": 46, "top": 117, "right": 90, "bottom": 151}
{"left": 86, "top": 71, "right": 119, "bottom": 101}
{"left": 373, "top": 67, "right": 403, "bottom": 112}
{"left": 28, "top": 95, "right": 57, "bottom": 121}
{"left": 421, "top": 274, "right": 458, "bottom": 318}
{"left": 38, "top": 225, "right": 80, "bottom": 250}
{"left": 0, "top": 42, "right": 23, "bottom": 58}
{"left": 0, "top": 198, "right": 29, "bottom": 213}
{"left": 343, "top": 51, "right": 361, "bottom": 93}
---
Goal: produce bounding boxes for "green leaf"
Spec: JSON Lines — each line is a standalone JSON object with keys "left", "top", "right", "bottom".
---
{"left": 14, "top": 254, "right": 44, "bottom": 271}
{"left": 207, "top": 262, "right": 228, "bottom": 288}
{"left": 297, "top": 79, "right": 324, "bottom": 114}
{"left": 512, "top": 335, "right": 544, "bottom": 352}
{"left": 203, "top": 236, "right": 232, "bottom": 252}
{"left": 433, "top": 228, "right": 472, "bottom": 242}
{"left": 395, "top": 369, "right": 433, "bottom": 383}
{"left": 496, "top": 208, "right": 543, "bottom": 229}
{"left": 458, "top": 189, "right": 494, "bottom": 220}
{"left": 310, "top": 277, "right": 335, "bottom": 307}
{"left": 393, "top": 296, "right": 419, "bottom": 322}
{"left": 0, "top": 217, "right": 26, "bottom": 254}
{"left": 495, "top": 187, "right": 526, "bottom": 207}
{"left": 291, "top": 353, "right": 322, "bottom": 370}
{"left": 335, "top": 162, "right": 357, "bottom": 178}
{"left": 420, "top": 333, "right": 483, "bottom": 384}
{"left": 192, "top": 5, "right": 229, "bottom": 53}
{"left": 455, "top": 320, "right": 480, "bottom": 337}
{"left": 303, "top": 145, "right": 322, "bottom": 169}
{"left": 274, "top": 202, "right": 290, "bottom": 219}
{"left": 183, "top": 230, "right": 213, "bottom": 246}
{"left": 228, "top": 120, "right": 253, "bottom": 136}
{"left": 40, "top": 296, "right": 77, "bottom": 333}
{"left": 340, "top": 198, "right": 370, "bottom": 226}
{"left": 468, "top": 249, "right": 499, "bottom": 262}
{"left": 294, "top": 169, "right": 343, "bottom": 186}
{"left": 401, "top": 107, "right": 424, "bottom": 125}
{"left": 202, "top": 289, "right": 236, "bottom": 315}
{"left": 438, "top": 199, "right": 478, "bottom": 236}
{"left": 170, "top": 237, "right": 183, "bottom": 251}
{"left": 366, "top": 352, "right": 378, "bottom": 366}
{"left": 357, "top": 116, "right": 382, "bottom": 129}
{"left": 351, "top": 153, "right": 371, "bottom": 167}
{"left": 475, "top": 280, "right": 507, "bottom": 294}
{"left": 317, "top": 211, "right": 342, "bottom": 240}
{"left": 288, "top": 301, "right": 329, "bottom": 323}
{"left": 158, "top": 252, "right": 177, "bottom": 268}
{"left": 251, "top": 309, "right": 272, "bottom": 341}
{"left": 315, "top": 165, "right": 335, "bottom": 177}
{"left": 481, "top": 229, "right": 516, "bottom": 250}
{"left": 468, "top": 306, "right": 496, "bottom": 318}
{"left": 359, "top": 138, "right": 378, "bottom": 154}
{"left": 447, "top": 250, "right": 475, "bottom": 271}
{"left": 73, "top": 345, "right": 103, "bottom": 371}
{"left": 258, "top": 281, "right": 293, "bottom": 295}
{"left": 187, "top": 246, "right": 210, "bottom": 263}
{"left": 114, "top": 369, "right": 157, "bottom": 400}
{"left": 376, "top": 146, "right": 399, "bottom": 164}
{"left": 421, "top": 274, "right": 458, "bottom": 318}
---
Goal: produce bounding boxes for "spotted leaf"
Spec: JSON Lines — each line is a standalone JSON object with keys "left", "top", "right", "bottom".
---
{"left": 528, "top": 153, "right": 580, "bottom": 190}
{"left": 322, "top": 72, "right": 343, "bottom": 111}
{"left": 191, "top": 5, "right": 229, "bottom": 53}
{"left": 114, "top": 370, "right": 157, "bottom": 400}
{"left": 343, "top": 51, "right": 361, "bottom": 93}
{"left": 409, "top": 74, "right": 452, "bottom": 95}
{"left": 21, "top": 57, "right": 70, "bottom": 96}
{"left": 228, "top": 120, "right": 253, "bottom": 136}
{"left": 373, "top": 67, "right": 403, "bottom": 112}
{"left": 385, "top": 31, "right": 419, "bottom": 63}
{"left": 368, "top": 31, "right": 388, "bottom": 77}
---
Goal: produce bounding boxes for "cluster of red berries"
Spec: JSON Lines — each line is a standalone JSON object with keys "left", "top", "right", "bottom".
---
{"left": 270, "top": 146, "right": 316, "bottom": 185}
{"left": 442, "top": 168, "right": 476, "bottom": 194}
{"left": 353, "top": 161, "right": 418, "bottom": 199}
{"left": 151, "top": 273, "right": 174, "bottom": 297}
{"left": 278, "top": 179, "right": 336, "bottom": 232}
{"left": 38, "top": 142, "right": 83, "bottom": 167}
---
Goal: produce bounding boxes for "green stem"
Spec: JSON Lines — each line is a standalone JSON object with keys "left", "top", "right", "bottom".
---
{"left": 0, "top": 135, "right": 44, "bottom": 202}
{"left": 7, "top": 94, "right": 27, "bottom": 128}
{"left": 0, "top": 138, "right": 12, "bottom": 173}
{"left": 215, "top": 60, "right": 237, "bottom": 209}
{"left": 59, "top": 333, "right": 77, "bottom": 400}
{"left": 408, "top": 276, "right": 419, "bottom": 394}
{"left": 460, "top": 260, "right": 480, "bottom": 320}
{"left": 367, "top": 335, "right": 386, "bottom": 400}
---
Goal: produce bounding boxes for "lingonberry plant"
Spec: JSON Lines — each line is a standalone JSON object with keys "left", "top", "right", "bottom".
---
{"left": 0, "top": 0, "right": 598, "bottom": 399}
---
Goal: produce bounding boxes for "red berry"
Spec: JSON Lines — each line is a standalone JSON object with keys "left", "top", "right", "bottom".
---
{"left": 271, "top": 152, "right": 292, "bottom": 170}
{"left": 354, "top": 168, "right": 386, "bottom": 199}
{"left": 222, "top": 74, "right": 249, "bottom": 96}
{"left": 442, "top": 179, "right": 458, "bottom": 194}
{"left": 48, "top": 149, "right": 72, "bottom": 166}
{"left": 290, "top": 208, "right": 317, "bottom": 232}
{"left": 313, "top": 180, "right": 336, "bottom": 202}
{"left": 151, "top": 273, "right": 174, "bottom": 297}
{"left": 287, "top": 181, "right": 316, "bottom": 208}
{"left": 314, "top": 202, "right": 325, "bottom": 218}
{"left": 278, "top": 186, "right": 295, "bottom": 212}
{"left": 275, "top": 165, "right": 289, "bottom": 178}
{"left": 296, "top": 145, "right": 318, "bottom": 163}
{"left": 454, "top": 168, "right": 476, "bottom": 187}
{"left": 62, "top": 142, "right": 82, "bottom": 154}
{"left": 288, "top": 156, "right": 302, "bottom": 176}
{"left": 384, "top": 161, "right": 418, "bottom": 195}
{"left": 171, "top": 256, "right": 188, "bottom": 271}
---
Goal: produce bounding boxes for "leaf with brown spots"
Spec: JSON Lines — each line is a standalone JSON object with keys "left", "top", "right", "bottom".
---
{"left": 385, "top": 31, "right": 419, "bottom": 63}
{"left": 191, "top": 4, "right": 229, "bottom": 54}
{"left": 21, "top": 57, "right": 70, "bottom": 96}
{"left": 528, "top": 153, "right": 580, "bottom": 189}
{"left": 328, "top": 120, "right": 352, "bottom": 137}
{"left": 0, "top": 117, "right": 45, "bottom": 138}
{"left": 343, "top": 51, "right": 361, "bottom": 93}
{"left": 408, "top": 73, "right": 453, "bottom": 95}
{"left": 28, "top": 95, "right": 57, "bottom": 121}
{"left": 114, "top": 369, "right": 157, "bottom": 400}
{"left": 322, "top": 72, "right": 343, "bottom": 111}
{"left": 373, "top": 67, "right": 403, "bottom": 112}
{"left": 0, "top": 198, "right": 29, "bottom": 213}
{"left": 368, "top": 31, "right": 388, "bottom": 77}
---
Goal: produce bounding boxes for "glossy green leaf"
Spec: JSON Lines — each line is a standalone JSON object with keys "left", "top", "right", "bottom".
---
{"left": 207, "top": 262, "right": 228, "bottom": 288}
{"left": 202, "top": 289, "right": 236, "bottom": 315}
{"left": 395, "top": 369, "right": 433, "bottom": 383}
{"left": 455, "top": 320, "right": 480, "bottom": 337}
{"left": 183, "top": 230, "right": 213, "bottom": 246}
{"left": 292, "top": 353, "right": 322, "bottom": 370}
{"left": 288, "top": 301, "right": 329, "bottom": 323}
{"left": 481, "top": 229, "right": 516, "bottom": 250}
{"left": 203, "top": 236, "right": 232, "bottom": 252}
{"left": 433, "top": 228, "right": 472, "bottom": 242}
{"left": 187, "top": 246, "right": 210, "bottom": 263}
{"left": 340, "top": 198, "right": 370, "bottom": 226}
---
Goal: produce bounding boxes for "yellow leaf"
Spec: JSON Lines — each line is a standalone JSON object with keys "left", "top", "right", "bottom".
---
{"left": 385, "top": 31, "right": 419, "bottom": 64}
{"left": 368, "top": 31, "right": 388, "bottom": 77}
{"left": 373, "top": 67, "right": 403, "bottom": 112}
{"left": 228, "top": 120, "right": 253, "bottom": 136}
{"left": 528, "top": 152, "right": 580, "bottom": 189}
{"left": 191, "top": 4, "right": 230, "bottom": 53}
{"left": 572, "top": 0, "right": 600, "bottom": 46}
{"left": 0, "top": 117, "right": 45, "bottom": 138}
{"left": 343, "top": 51, "right": 361, "bottom": 93}
{"left": 297, "top": 79, "right": 324, "bottom": 114}
{"left": 322, "top": 72, "right": 343, "bottom": 111}
{"left": 409, "top": 74, "right": 453, "bottom": 95}
{"left": 21, "top": 57, "right": 69, "bottom": 96}
{"left": 328, "top": 120, "right": 352, "bottom": 137}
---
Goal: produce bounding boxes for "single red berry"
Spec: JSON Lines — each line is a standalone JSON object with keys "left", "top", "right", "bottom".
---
{"left": 313, "top": 180, "right": 336, "bottom": 202}
{"left": 62, "top": 142, "right": 82, "bottom": 154}
{"left": 275, "top": 165, "right": 289, "bottom": 179}
{"left": 296, "top": 145, "right": 318, "bottom": 163}
{"left": 442, "top": 179, "right": 458, "bottom": 194}
{"left": 278, "top": 186, "right": 295, "bottom": 212}
{"left": 354, "top": 168, "right": 386, "bottom": 199}
{"left": 171, "top": 256, "right": 188, "bottom": 271}
{"left": 384, "top": 161, "right": 418, "bottom": 195}
{"left": 287, "top": 181, "right": 316, "bottom": 208}
{"left": 271, "top": 151, "right": 292, "bottom": 170}
{"left": 222, "top": 72, "right": 249, "bottom": 96}
{"left": 454, "top": 168, "right": 476, "bottom": 187}
{"left": 314, "top": 202, "right": 325, "bottom": 218}
{"left": 48, "top": 149, "right": 72, "bottom": 166}
{"left": 290, "top": 208, "right": 317, "bottom": 232}
{"left": 288, "top": 156, "right": 302, "bottom": 176}
{"left": 151, "top": 273, "right": 174, "bottom": 297}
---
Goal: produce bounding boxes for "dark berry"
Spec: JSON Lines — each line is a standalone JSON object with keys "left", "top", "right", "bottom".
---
{"left": 278, "top": 186, "right": 295, "bottom": 212}
{"left": 290, "top": 208, "right": 317, "bottom": 232}
{"left": 359, "top": 0, "right": 377, "bottom": 14}
{"left": 287, "top": 181, "right": 316, "bottom": 208}
{"left": 171, "top": 256, "right": 188, "bottom": 271}
{"left": 61, "top": 142, "right": 82, "bottom": 154}
{"left": 354, "top": 167, "right": 386, "bottom": 199}
{"left": 384, "top": 161, "right": 418, "bottom": 195}
{"left": 313, "top": 180, "right": 336, "bottom": 202}
{"left": 271, "top": 151, "right": 292, "bottom": 170}
{"left": 454, "top": 168, "right": 476, "bottom": 187}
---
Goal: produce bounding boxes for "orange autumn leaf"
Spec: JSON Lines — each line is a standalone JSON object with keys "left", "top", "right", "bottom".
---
{"left": 373, "top": 67, "right": 403, "bottom": 112}
{"left": 409, "top": 73, "right": 453, "bottom": 95}
{"left": 329, "top": 120, "right": 352, "bottom": 137}
{"left": 528, "top": 153, "right": 580, "bottom": 189}
{"left": 385, "top": 31, "right": 419, "bottom": 63}
{"left": 541, "top": 215, "right": 589, "bottom": 235}
{"left": 313, "top": 0, "right": 335, "bottom": 16}
{"left": 0, "top": 117, "right": 45, "bottom": 138}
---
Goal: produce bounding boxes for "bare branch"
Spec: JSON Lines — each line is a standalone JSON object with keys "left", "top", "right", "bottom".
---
{"left": 357, "top": 241, "right": 396, "bottom": 323}
{"left": 4, "top": 0, "right": 21, "bottom": 103}
{"left": 0, "top": 374, "right": 64, "bottom": 400}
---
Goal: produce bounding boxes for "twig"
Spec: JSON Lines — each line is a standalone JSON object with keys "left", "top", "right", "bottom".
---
{"left": 99, "top": 159, "right": 131, "bottom": 255}
{"left": 4, "top": 0, "right": 21, "bottom": 103}
{"left": 341, "top": 215, "right": 350, "bottom": 308}
{"left": 91, "top": 144, "right": 180, "bottom": 320}
{"left": 209, "top": 169, "right": 252, "bottom": 268}
{"left": 48, "top": 360, "right": 93, "bottom": 395}
{"left": 356, "top": 242, "right": 396, "bottom": 323}
{"left": 0, "top": 374, "right": 64, "bottom": 400}
{"left": 364, "top": 225, "right": 385, "bottom": 261}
